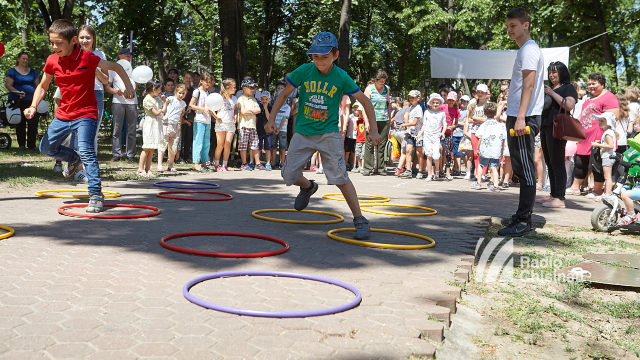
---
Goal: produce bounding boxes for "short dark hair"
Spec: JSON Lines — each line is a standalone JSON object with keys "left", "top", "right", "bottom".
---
{"left": 168, "top": 67, "right": 179, "bottom": 75}
{"left": 484, "top": 102, "right": 498, "bottom": 118}
{"left": 506, "top": 8, "right": 531, "bottom": 26}
{"left": 165, "top": 78, "right": 175, "bottom": 85}
{"left": 15, "top": 52, "right": 29, "bottom": 66}
{"left": 589, "top": 73, "right": 606, "bottom": 87}
{"left": 193, "top": 72, "right": 200, "bottom": 77}
{"left": 548, "top": 61, "right": 571, "bottom": 86}
{"left": 49, "top": 19, "right": 78, "bottom": 42}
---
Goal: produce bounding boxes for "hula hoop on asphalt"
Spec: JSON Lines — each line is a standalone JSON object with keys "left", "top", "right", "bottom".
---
{"left": 35, "top": 189, "right": 121, "bottom": 199}
{"left": 183, "top": 270, "right": 362, "bottom": 317}
{"left": 161, "top": 232, "right": 288, "bottom": 258}
{"left": 322, "top": 193, "right": 391, "bottom": 203}
{"left": 252, "top": 209, "right": 344, "bottom": 224}
{"left": 156, "top": 191, "right": 233, "bottom": 201}
{"left": 359, "top": 203, "right": 437, "bottom": 216}
{"left": 327, "top": 228, "right": 436, "bottom": 249}
{"left": 154, "top": 181, "right": 220, "bottom": 190}
{"left": 57, "top": 204, "right": 161, "bottom": 219}
{"left": 0, "top": 225, "right": 15, "bottom": 240}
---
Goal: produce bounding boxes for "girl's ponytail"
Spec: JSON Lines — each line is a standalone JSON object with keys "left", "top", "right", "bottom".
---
{"left": 220, "top": 78, "right": 236, "bottom": 100}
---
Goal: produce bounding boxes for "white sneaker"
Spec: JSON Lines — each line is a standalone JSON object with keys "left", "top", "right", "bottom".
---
{"left": 316, "top": 166, "right": 324, "bottom": 174}
{"left": 74, "top": 169, "right": 89, "bottom": 183}
{"left": 464, "top": 173, "right": 471, "bottom": 180}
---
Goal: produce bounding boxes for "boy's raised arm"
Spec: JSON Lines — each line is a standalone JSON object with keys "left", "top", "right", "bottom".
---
{"left": 352, "top": 91, "right": 381, "bottom": 145}
{"left": 265, "top": 83, "right": 295, "bottom": 133}
{"left": 24, "top": 72, "right": 54, "bottom": 119}
{"left": 98, "top": 60, "right": 135, "bottom": 99}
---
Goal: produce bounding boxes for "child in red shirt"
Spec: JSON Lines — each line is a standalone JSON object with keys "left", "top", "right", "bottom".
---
{"left": 352, "top": 102, "right": 366, "bottom": 173}
{"left": 25, "top": 19, "right": 134, "bottom": 213}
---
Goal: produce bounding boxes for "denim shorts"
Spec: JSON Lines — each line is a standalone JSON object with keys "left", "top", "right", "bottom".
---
{"left": 479, "top": 157, "right": 500, "bottom": 168}
{"left": 270, "top": 131, "right": 288, "bottom": 150}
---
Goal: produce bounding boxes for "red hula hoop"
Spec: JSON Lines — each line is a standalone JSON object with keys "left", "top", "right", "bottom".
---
{"left": 156, "top": 191, "right": 233, "bottom": 201}
{"left": 160, "top": 232, "right": 289, "bottom": 258}
{"left": 58, "top": 204, "right": 161, "bottom": 219}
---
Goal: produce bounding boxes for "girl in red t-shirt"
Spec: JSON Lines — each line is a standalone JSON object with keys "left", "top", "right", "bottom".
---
{"left": 352, "top": 103, "right": 366, "bottom": 172}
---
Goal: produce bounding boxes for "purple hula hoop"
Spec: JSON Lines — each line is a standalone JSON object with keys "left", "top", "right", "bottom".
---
{"left": 154, "top": 181, "right": 220, "bottom": 190}
{"left": 183, "top": 270, "right": 362, "bottom": 318}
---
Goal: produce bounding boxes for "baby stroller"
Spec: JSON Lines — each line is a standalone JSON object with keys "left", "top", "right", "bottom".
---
{"left": 0, "top": 91, "right": 24, "bottom": 149}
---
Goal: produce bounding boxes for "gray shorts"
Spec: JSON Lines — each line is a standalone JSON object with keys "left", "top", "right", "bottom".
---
{"left": 355, "top": 142, "right": 365, "bottom": 159}
{"left": 282, "top": 132, "right": 350, "bottom": 186}
{"left": 602, "top": 156, "right": 616, "bottom": 168}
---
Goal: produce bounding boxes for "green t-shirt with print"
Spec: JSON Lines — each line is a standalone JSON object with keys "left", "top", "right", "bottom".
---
{"left": 286, "top": 62, "right": 360, "bottom": 135}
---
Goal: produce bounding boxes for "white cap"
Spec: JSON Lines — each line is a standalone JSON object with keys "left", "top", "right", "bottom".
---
{"left": 408, "top": 90, "right": 421, "bottom": 98}
{"left": 476, "top": 84, "right": 489, "bottom": 93}
{"left": 428, "top": 93, "right": 445, "bottom": 105}
{"left": 595, "top": 112, "right": 616, "bottom": 128}
{"left": 460, "top": 95, "right": 471, "bottom": 102}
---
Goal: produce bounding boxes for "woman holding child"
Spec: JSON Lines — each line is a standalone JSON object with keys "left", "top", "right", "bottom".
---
{"left": 362, "top": 69, "right": 391, "bottom": 176}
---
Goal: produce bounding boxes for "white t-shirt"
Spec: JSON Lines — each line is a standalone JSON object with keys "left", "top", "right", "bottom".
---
{"left": 407, "top": 105, "right": 423, "bottom": 137}
{"left": 165, "top": 96, "right": 186, "bottom": 125}
{"left": 108, "top": 70, "right": 138, "bottom": 105}
{"left": 275, "top": 103, "right": 291, "bottom": 131}
{"left": 216, "top": 96, "right": 237, "bottom": 124}
{"left": 53, "top": 87, "right": 62, "bottom": 100}
{"left": 615, "top": 117, "right": 630, "bottom": 146}
{"left": 630, "top": 102, "right": 640, "bottom": 120}
{"left": 93, "top": 49, "right": 107, "bottom": 91}
{"left": 506, "top": 39, "right": 545, "bottom": 117}
{"left": 601, "top": 128, "right": 617, "bottom": 159}
{"left": 453, "top": 108, "right": 468, "bottom": 137}
{"left": 476, "top": 118, "right": 507, "bottom": 159}
{"left": 192, "top": 88, "right": 211, "bottom": 125}
{"left": 469, "top": 100, "right": 485, "bottom": 134}
{"left": 421, "top": 110, "right": 447, "bottom": 141}
{"left": 345, "top": 112, "right": 356, "bottom": 139}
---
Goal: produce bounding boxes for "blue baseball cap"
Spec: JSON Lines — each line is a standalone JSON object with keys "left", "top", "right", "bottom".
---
{"left": 307, "top": 32, "right": 338, "bottom": 55}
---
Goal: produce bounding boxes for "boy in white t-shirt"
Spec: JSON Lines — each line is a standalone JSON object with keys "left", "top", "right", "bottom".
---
{"left": 417, "top": 93, "right": 447, "bottom": 181}
{"left": 270, "top": 88, "right": 291, "bottom": 169}
{"left": 396, "top": 90, "right": 423, "bottom": 178}
{"left": 472, "top": 102, "right": 507, "bottom": 191}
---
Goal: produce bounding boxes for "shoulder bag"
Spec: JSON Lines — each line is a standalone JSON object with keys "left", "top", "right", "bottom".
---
{"left": 553, "top": 98, "right": 585, "bottom": 141}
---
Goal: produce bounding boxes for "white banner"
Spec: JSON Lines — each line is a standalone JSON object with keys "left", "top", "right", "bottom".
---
{"left": 430, "top": 47, "right": 570, "bottom": 80}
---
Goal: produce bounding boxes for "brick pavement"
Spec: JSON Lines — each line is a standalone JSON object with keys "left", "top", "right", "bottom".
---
{"left": 0, "top": 168, "right": 600, "bottom": 359}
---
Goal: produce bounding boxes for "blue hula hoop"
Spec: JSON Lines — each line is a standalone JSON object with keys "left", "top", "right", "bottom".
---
{"left": 154, "top": 181, "right": 220, "bottom": 190}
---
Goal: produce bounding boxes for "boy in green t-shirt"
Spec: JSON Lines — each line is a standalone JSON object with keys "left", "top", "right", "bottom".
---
{"left": 266, "top": 32, "right": 381, "bottom": 240}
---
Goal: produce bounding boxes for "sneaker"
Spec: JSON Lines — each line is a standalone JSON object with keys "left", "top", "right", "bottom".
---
{"left": 434, "top": 174, "right": 440, "bottom": 181}
{"left": 541, "top": 185, "right": 550, "bottom": 192}
{"left": 398, "top": 169, "right": 412, "bottom": 178}
{"left": 619, "top": 214, "right": 638, "bottom": 226}
{"left": 74, "top": 170, "right": 88, "bottom": 183}
{"left": 425, "top": 175, "right": 433, "bottom": 182}
{"left": 585, "top": 192, "right": 597, "bottom": 199}
{"left": 177, "top": 158, "right": 185, "bottom": 164}
{"left": 446, "top": 175, "right": 453, "bottom": 181}
{"left": 127, "top": 157, "right": 136, "bottom": 163}
{"left": 294, "top": 180, "right": 318, "bottom": 211}
{"left": 452, "top": 171, "right": 461, "bottom": 176}
{"left": 206, "top": 161, "right": 211, "bottom": 166}
{"left": 351, "top": 167, "right": 361, "bottom": 173}
{"left": 249, "top": 163, "right": 256, "bottom": 170}
{"left": 353, "top": 216, "right": 371, "bottom": 240}
{"left": 265, "top": 163, "right": 272, "bottom": 171}
{"left": 169, "top": 166, "right": 177, "bottom": 173}
{"left": 157, "top": 166, "right": 164, "bottom": 173}
{"left": 471, "top": 182, "right": 482, "bottom": 190}
{"left": 86, "top": 194, "right": 105, "bottom": 213}
{"left": 489, "top": 185, "right": 502, "bottom": 192}
{"left": 464, "top": 173, "right": 471, "bottom": 180}
{"left": 221, "top": 166, "right": 229, "bottom": 172}
{"left": 316, "top": 167, "right": 324, "bottom": 174}
{"left": 63, "top": 157, "right": 82, "bottom": 178}
{"left": 503, "top": 182, "right": 510, "bottom": 189}
{"left": 111, "top": 156, "right": 120, "bottom": 162}
{"left": 255, "top": 164, "right": 266, "bottom": 170}
{"left": 497, "top": 219, "right": 532, "bottom": 237}
{"left": 216, "top": 165, "right": 223, "bottom": 172}
{"left": 53, "top": 161, "right": 63, "bottom": 173}
{"left": 394, "top": 168, "right": 404, "bottom": 176}
{"left": 310, "top": 165, "right": 318, "bottom": 172}
{"left": 199, "top": 166, "right": 213, "bottom": 173}
{"left": 241, "top": 164, "right": 252, "bottom": 171}
{"left": 416, "top": 172, "right": 425, "bottom": 179}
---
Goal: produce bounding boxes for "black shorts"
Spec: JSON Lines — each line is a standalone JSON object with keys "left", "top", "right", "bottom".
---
{"left": 344, "top": 138, "right": 356, "bottom": 153}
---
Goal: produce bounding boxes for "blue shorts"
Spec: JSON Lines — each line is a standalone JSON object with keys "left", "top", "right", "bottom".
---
{"left": 405, "top": 136, "right": 417, "bottom": 147}
{"left": 258, "top": 133, "right": 271, "bottom": 151}
{"left": 622, "top": 188, "right": 640, "bottom": 200}
{"left": 270, "top": 132, "right": 288, "bottom": 150}
{"left": 452, "top": 136, "right": 465, "bottom": 156}
{"left": 479, "top": 157, "right": 500, "bottom": 168}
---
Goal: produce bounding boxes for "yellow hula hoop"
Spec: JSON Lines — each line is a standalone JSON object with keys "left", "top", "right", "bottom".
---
{"left": 359, "top": 203, "right": 437, "bottom": 216}
{"left": 252, "top": 209, "right": 344, "bottom": 224}
{"left": 0, "top": 225, "right": 15, "bottom": 240}
{"left": 35, "top": 189, "right": 121, "bottom": 199}
{"left": 322, "top": 193, "right": 391, "bottom": 203}
{"left": 327, "top": 228, "right": 436, "bottom": 249}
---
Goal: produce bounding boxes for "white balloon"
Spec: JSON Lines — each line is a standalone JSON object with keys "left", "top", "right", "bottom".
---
{"left": 205, "top": 93, "right": 224, "bottom": 112}
{"left": 116, "top": 59, "right": 133, "bottom": 77}
{"left": 131, "top": 65, "right": 153, "bottom": 84}
{"left": 36, "top": 100, "right": 49, "bottom": 114}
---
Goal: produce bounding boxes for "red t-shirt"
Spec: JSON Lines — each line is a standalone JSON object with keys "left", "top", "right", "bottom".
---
{"left": 44, "top": 45, "right": 101, "bottom": 121}
{"left": 356, "top": 117, "right": 365, "bottom": 143}
{"left": 439, "top": 104, "right": 460, "bottom": 134}
{"left": 576, "top": 91, "right": 619, "bottom": 155}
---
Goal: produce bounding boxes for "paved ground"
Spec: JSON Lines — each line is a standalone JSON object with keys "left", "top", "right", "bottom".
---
{"left": 0, "top": 166, "right": 603, "bottom": 359}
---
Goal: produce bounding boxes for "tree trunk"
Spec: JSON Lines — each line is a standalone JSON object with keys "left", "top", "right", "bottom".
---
{"left": 396, "top": 32, "right": 414, "bottom": 92}
{"left": 22, "top": 0, "right": 30, "bottom": 46}
{"left": 336, "top": 0, "right": 351, "bottom": 71}
{"left": 259, "top": 0, "right": 272, "bottom": 88}
{"left": 218, "top": 0, "right": 246, "bottom": 85}
{"left": 446, "top": 0, "right": 453, "bottom": 48}
{"left": 621, "top": 46, "right": 632, "bottom": 86}
{"left": 209, "top": 19, "right": 216, "bottom": 74}
{"left": 591, "top": 0, "right": 615, "bottom": 64}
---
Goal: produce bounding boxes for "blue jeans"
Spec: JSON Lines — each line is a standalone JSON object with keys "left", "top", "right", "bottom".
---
{"left": 40, "top": 117, "right": 102, "bottom": 195}
{"left": 70, "top": 90, "right": 103, "bottom": 154}
{"left": 192, "top": 122, "right": 211, "bottom": 163}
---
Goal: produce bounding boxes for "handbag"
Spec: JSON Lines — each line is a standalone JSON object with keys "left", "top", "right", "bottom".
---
{"left": 458, "top": 137, "right": 472, "bottom": 152}
{"left": 590, "top": 147, "right": 603, "bottom": 174}
{"left": 553, "top": 98, "right": 585, "bottom": 141}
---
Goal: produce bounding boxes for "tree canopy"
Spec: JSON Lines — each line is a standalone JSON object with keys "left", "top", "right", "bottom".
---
{"left": 1, "top": 0, "right": 639, "bottom": 96}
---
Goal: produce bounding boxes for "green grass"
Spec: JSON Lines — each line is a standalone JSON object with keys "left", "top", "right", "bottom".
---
{"left": 592, "top": 299, "right": 640, "bottom": 319}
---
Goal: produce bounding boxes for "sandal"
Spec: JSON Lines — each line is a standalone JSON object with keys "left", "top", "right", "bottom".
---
{"left": 157, "top": 166, "right": 164, "bottom": 173}
{"left": 136, "top": 170, "right": 148, "bottom": 178}
{"left": 565, "top": 188, "right": 581, "bottom": 195}
{"left": 169, "top": 166, "right": 177, "bottom": 173}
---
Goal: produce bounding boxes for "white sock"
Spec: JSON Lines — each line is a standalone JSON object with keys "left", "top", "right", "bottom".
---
{"left": 214, "top": 160, "right": 219, "bottom": 167}
{"left": 223, "top": 161, "right": 228, "bottom": 167}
